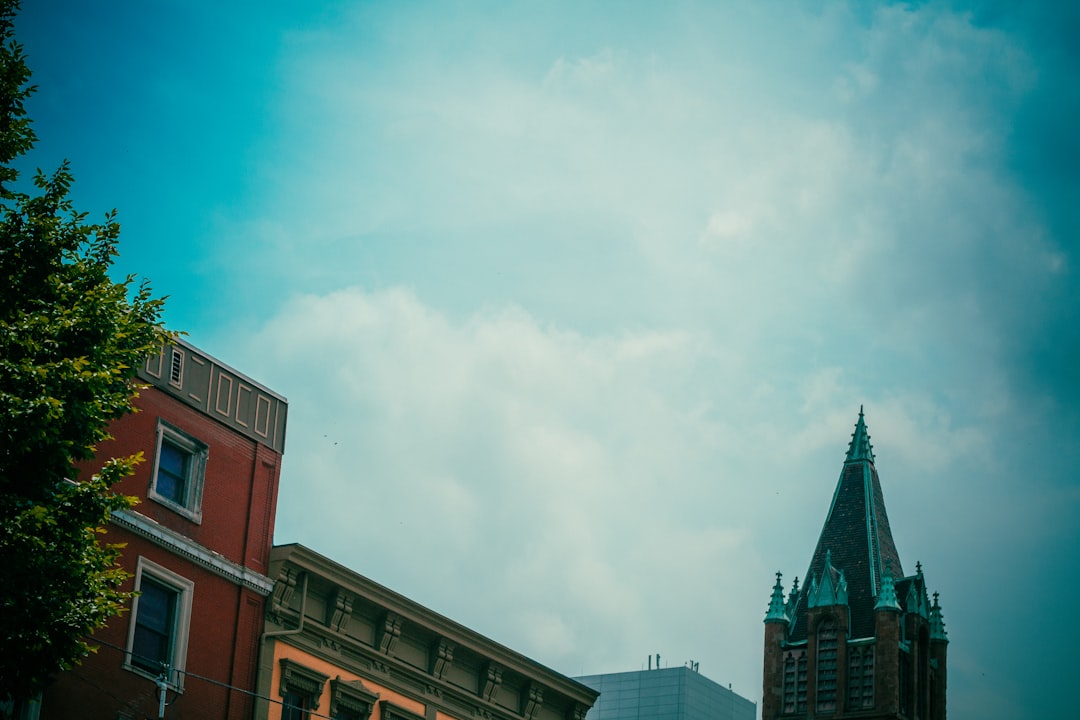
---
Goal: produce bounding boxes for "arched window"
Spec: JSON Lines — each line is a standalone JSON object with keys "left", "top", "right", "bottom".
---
{"left": 783, "top": 654, "right": 796, "bottom": 714}
{"left": 816, "top": 619, "right": 838, "bottom": 713}
{"left": 781, "top": 650, "right": 808, "bottom": 714}
{"left": 847, "top": 648, "right": 861, "bottom": 707}
{"left": 918, "top": 627, "right": 930, "bottom": 719}
{"left": 899, "top": 648, "right": 911, "bottom": 716}
{"left": 847, "top": 646, "right": 874, "bottom": 709}
{"left": 797, "top": 652, "right": 808, "bottom": 713}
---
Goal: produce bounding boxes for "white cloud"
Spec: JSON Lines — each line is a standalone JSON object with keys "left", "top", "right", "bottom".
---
{"left": 204, "top": 2, "right": 1077, "bottom": 716}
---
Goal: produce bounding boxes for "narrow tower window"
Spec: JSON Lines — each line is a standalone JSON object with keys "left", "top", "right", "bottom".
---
{"left": 816, "top": 619, "right": 838, "bottom": 713}
{"left": 782, "top": 654, "right": 797, "bottom": 713}
{"left": 797, "top": 652, "right": 808, "bottom": 713}
{"left": 847, "top": 646, "right": 874, "bottom": 709}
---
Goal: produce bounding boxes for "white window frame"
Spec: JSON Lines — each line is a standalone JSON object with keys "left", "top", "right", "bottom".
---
{"left": 149, "top": 419, "right": 208, "bottom": 523}
{"left": 123, "top": 557, "right": 194, "bottom": 690}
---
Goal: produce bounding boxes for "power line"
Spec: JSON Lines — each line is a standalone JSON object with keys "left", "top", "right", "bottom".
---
{"left": 86, "top": 636, "right": 343, "bottom": 720}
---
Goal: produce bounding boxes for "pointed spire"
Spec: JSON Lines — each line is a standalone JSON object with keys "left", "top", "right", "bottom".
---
{"left": 930, "top": 592, "right": 948, "bottom": 641}
{"left": 765, "top": 572, "right": 789, "bottom": 623}
{"left": 875, "top": 560, "right": 901, "bottom": 612}
{"left": 808, "top": 550, "right": 848, "bottom": 608}
{"left": 845, "top": 406, "right": 876, "bottom": 463}
{"left": 787, "top": 576, "right": 800, "bottom": 617}
{"left": 906, "top": 579, "right": 928, "bottom": 619}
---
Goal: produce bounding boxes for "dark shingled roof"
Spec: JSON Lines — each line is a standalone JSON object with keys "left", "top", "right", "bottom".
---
{"left": 787, "top": 411, "right": 904, "bottom": 642}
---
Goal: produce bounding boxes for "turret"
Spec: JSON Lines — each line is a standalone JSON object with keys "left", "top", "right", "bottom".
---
{"left": 762, "top": 572, "right": 789, "bottom": 720}
{"left": 930, "top": 592, "right": 949, "bottom": 718}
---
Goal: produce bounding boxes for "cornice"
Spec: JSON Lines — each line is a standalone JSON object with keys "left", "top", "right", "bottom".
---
{"left": 267, "top": 601, "right": 594, "bottom": 720}
{"left": 270, "top": 620, "right": 525, "bottom": 720}
{"left": 272, "top": 544, "right": 597, "bottom": 705}
{"left": 112, "top": 508, "right": 274, "bottom": 595}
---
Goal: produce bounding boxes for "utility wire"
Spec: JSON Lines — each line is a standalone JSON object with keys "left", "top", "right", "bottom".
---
{"left": 86, "top": 636, "right": 344, "bottom": 720}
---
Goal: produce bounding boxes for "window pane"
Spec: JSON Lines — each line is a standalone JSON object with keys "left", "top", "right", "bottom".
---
{"left": 157, "top": 441, "right": 189, "bottom": 504}
{"left": 282, "top": 691, "right": 308, "bottom": 720}
{"left": 132, "top": 579, "right": 177, "bottom": 673}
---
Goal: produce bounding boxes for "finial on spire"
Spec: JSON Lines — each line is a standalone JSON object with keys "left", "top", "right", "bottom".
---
{"left": 786, "top": 576, "right": 800, "bottom": 618}
{"left": 916, "top": 561, "right": 923, "bottom": 576}
{"left": 845, "top": 407, "right": 876, "bottom": 463}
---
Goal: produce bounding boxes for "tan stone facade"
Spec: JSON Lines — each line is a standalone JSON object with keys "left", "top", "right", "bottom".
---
{"left": 256, "top": 544, "right": 597, "bottom": 720}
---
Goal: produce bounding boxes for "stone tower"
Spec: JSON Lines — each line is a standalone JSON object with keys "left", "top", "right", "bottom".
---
{"left": 762, "top": 409, "right": 947, "bottom": 719}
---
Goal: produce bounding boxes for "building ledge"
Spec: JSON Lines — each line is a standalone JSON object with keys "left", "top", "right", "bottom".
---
{"left": 111, "top": 508, "right": 274, "bottom": 595}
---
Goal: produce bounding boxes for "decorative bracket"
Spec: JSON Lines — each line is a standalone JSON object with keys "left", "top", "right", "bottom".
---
{"left": 431, "top": 638, "right": 456, "bottom": 680}
{"left": 272, "top": 567, "right": 298, "bottom": 614}
{"left": 379, "top": 612, "right": 403, "bottom": 655}
{"left": 480, "top": 662, "right": 503, "bottom": 702}
{"left": 522, "top": 683, "right": 544, "bottom": 720}
{"left": 328, "top": 588, "right": 354, "bottom": 632}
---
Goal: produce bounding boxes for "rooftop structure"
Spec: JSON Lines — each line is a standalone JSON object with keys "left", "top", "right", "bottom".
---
{"left": 574, "top": 666, "right": 755, "bottom": 720}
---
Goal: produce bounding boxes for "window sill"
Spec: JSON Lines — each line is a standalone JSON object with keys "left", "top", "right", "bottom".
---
{"left": 122, "top": 661, "right": 186, "bottom": 693}
{"left": 147, "top": 492, "right": 203, "bottom": 524}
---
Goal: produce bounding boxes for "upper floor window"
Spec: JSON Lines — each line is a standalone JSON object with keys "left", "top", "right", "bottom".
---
{"left": 816, "top": 618, "right": 839, "bottom": 713}
{"left": 149, "top": 420, "right": 208, "bottom": 522}
{"left": 279, "top": 659, "right": 329, "bottom": 720}
{"left": 782, "top": 650, "right": 808, "bottom": 714}
{"left": 281, "top": 691, "right": 310, "bottom": 720}
{"left": 847, "top": 646, "right": 874, "bottom": 709}
{"left": 329, "top": 678, "right": 377, "bottom": 720}
{"left": 124, "top": 557, "right": 193, "bottom": 689}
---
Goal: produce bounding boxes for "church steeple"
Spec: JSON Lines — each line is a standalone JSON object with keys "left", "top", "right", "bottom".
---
{"left": 786, "top": 409, "right": 902, "bottom": 641}
{"left": 762, "top": 409, "right": 949, "bottom": 719}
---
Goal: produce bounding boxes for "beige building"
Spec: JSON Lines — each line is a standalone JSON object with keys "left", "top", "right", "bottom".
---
{"left": 256, "top": 544, "right": 598, "bottom": 720}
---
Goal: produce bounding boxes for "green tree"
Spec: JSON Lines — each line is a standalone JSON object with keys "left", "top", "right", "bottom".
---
{"left": 0, "top": 0, "right": 169, "bottom": 706}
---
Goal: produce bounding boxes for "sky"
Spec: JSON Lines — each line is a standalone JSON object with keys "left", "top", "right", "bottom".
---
{"left": 15, "top": 1, "right": 1079, "bottom": 717}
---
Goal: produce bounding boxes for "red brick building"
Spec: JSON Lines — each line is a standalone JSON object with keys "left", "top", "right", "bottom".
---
{"left": 762, "top": 410, "right": 948, "bottom": 720}
{"left": 41, "top": 339, "right": 287, "bottom": 720}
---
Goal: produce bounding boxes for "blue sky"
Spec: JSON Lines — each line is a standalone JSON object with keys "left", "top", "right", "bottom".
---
{"left": 17, "top": 1, "right": 1079, "bottom": 717}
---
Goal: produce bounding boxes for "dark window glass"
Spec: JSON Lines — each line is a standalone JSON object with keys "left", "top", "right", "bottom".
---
{"left": 816, "top": 619, "right": 839, "bottom": 713}
{"left": 156, "top": 440, "right": 189, "bottom": 504}
{"left": 783, "top": 655, "right": 797, "bottom": 713}
{"left": 282, "top": 691, "right": 309, "bottom": 720}
{"left": 131, "top": 578, "right": 177, "bottom": 673}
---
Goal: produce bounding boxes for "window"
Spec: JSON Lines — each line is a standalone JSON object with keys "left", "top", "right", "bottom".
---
{"left": 282, "top": 691, "right": 309, "bottom": 720}
{"left": 816, "top": 618, "right": 838, "bottom": 713}
{"left": 149, "top": 420, "right": 208, "bottom": 522}
{"left": 847, "top": 646, "right": 874, "bottom": 709}
{"left": 796, "top": 652, "right": 808, "bottom": 712}
{"left": 380, "top": 701, "right": 425, "bottom": 720}
{"left": 782, "top": 650, "right": 807, "bottom": 714}
{"left": 782, "top": 654, "right": 796, "bottom": 713}
{"left": 125, "top": 558, "right": 193, "bottom": 688}
{"left": 279, "top": 659, "right": 329, "bottom": 720}
{"left": 169, "top": 347, "right": 184, "bottom": 387}
{"left": 329, "top": 678, "right": 377, "bottom": 720}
